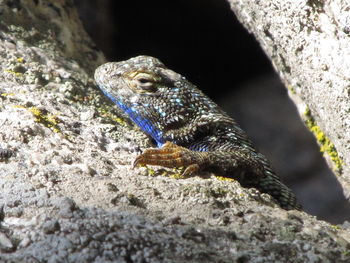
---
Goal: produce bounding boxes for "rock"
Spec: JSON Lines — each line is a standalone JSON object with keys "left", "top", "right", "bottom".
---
{"left": 0, "top": 1, "right": 349, "bottom": 262}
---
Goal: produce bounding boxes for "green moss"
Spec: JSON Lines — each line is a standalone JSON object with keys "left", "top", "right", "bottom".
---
{"left": 29, "top": 107, "right": 61, "bottom": 133}
{"left": 287, "top": 85, "right": 296, "bottom": 95}
{"left": 215, "top": 176, "right": 235, "bottom": 182}
{"left": 4, "top": 68, "right": 23, "bottom": 77}
{"left": 97, "top": 105, "right": 127, "bottom": 126}
{"left": 1, "top": 92, "right": 15, "bottom": 97}
{"left": 169, "top": 171, "right": 186, "bottom": 179}
{"left": 15, "top": 106, "right": 62, "bottom": 134}
{"left": 16, "top": 57, "right": 25, "bottom": 63}
{"left": 304, "top": 107, "right": 343, "bottom": 172}
{"left": 204, "top": 186, "right": 228, "bottom": 198}
{"left": 4, "top": 57, "right": 27, "bottom": 77}
{"left": 330, "top": 225, "right": 341, "bottom": 231}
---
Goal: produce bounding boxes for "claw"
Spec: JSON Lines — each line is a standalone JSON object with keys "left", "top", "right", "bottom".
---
{"left": 182, "top": 164, "right": 200, "bottom": 177}
{"left": 162, "top": 141, "right": 178, "bottom": 149}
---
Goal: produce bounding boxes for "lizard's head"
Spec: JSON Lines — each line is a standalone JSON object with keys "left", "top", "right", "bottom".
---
{"left": 94, "top": 56, "right": 185, "bottom": 99}
{"left": 95, "top": 55, "right": 217, "bottom": 146}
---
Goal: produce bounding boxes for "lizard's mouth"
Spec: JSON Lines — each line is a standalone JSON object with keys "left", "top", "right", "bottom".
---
{"left": 94, "top": 63, "right": 110, "bottom": 88}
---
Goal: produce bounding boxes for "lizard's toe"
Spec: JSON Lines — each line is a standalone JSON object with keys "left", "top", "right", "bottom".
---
{"left": 133, "top": 142, "right": 195, "bottom": 169}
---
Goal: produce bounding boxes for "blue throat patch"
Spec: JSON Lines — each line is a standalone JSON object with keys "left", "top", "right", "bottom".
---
{"left": 101, "top": 89, "right": 164, "bottom": 147}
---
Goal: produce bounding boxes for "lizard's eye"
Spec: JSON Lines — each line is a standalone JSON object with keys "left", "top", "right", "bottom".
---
{"left": 137, "top": 77, "right": 153, "bottom": 85}
{"left": 136, "top": 77, "right": 155, "bottom": 91}
{"left": 132, "top": 73, "right": 158, "bottom": 93}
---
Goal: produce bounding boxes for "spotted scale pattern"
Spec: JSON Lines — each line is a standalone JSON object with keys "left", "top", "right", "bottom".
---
{"left": 94, "top": 56, "right": 301, "bottom": 210}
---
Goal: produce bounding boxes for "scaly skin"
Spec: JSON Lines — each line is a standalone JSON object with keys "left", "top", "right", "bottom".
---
{"left": 94, "top": 55, "right": 301, "bottom": 210}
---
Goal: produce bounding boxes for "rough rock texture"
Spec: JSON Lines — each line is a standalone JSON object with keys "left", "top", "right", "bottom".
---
{"left": 219, "top": 75, "right": 350, "bottom": 222}
{"left": 1, "top": 0, "right": 350, "bottom": 262}
{"left": 227, "top": 0, "right": 350, "bottom": 197}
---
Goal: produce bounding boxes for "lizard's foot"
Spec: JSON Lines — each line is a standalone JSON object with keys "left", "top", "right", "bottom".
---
{"left": 133, "top": 141, "right": 201, "bottom": 176}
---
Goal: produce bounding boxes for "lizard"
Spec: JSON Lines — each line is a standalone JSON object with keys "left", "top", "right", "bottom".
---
{"left": 94, "top": 55, "right": 301, "bottom": 210}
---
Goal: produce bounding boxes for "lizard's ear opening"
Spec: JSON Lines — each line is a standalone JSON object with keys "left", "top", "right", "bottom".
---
{"left": 157, "top": 68, "right": 185, "bottom": 90}
{"left": 158, "top": 68, "right": 183, "bottom": 82}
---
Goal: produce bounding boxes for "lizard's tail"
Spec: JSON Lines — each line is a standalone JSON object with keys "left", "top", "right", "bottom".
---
{"left": 236, "top": 151, "right": 302, "bottom": 210}
{"left": 254, "top": 171, "right": 301, "bottom": 210}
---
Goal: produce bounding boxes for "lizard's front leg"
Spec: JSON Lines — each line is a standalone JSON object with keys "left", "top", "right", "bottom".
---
{"left": 134, "top": 141, "right": 205, "bottom": 176}
{"left": 133, "top": 141, "right": 259, "bottom": 179}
